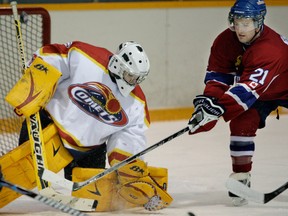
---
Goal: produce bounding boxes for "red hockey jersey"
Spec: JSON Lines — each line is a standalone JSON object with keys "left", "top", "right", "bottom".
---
{"left": 203, "top": 25, "right": 288, "bottom": 121}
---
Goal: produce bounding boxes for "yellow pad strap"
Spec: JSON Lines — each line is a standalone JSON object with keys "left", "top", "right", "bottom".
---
{"left": 5, "top": 56, "right": 62, "bottom": 117}
{"left": 117, "top": 160, "right": 149, "bottom": 185}
{"left": 148, "top": 166, "right": 168, "bottom": 191}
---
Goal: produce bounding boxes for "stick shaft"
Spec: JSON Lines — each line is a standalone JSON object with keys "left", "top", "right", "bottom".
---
{"left": 10, "top": 1, "right": 26, "bottom": 72}
{"left": 73, "top": 127, "right": 189, "bottom": 190}
{"left": 10, "top": 1, "right": 50, "bottom": 190}
{"left": 264, "top": 182, "right": 288, "bottom": 203}
{"left": 0, "top": 179, "right": 88, "bottom": 216}
{"left": 42, "top": 127, "right": 189, "bottom": 191}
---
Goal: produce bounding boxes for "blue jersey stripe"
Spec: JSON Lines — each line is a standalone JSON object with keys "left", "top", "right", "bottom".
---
{"left": 204, "top": 71, "right": 235, "bottom": 85}
{"left": 229, "top": 85, "right": 258, "bottom": 108}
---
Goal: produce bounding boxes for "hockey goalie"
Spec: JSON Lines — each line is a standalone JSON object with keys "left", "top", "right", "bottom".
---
{"left": 0, "top": 41, "right": 173, "bottom": 211}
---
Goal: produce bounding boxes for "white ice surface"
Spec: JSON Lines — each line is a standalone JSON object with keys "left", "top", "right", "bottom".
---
{"left": 1, "top": 115, "right": 288, "bottom": 216}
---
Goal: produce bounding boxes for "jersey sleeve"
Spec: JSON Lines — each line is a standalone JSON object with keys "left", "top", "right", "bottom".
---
{"left": 34, "top": 42, "right": 71, "bottom": 83}
{"left": 106, "top": 86, "right": 150, "bottom": 165}
{"left": 106, "top": 104, "right": 148, "bottom": 165}
{"left": 33, "top": 41, "right": 112, "bottom": 84}
{"left": 203, "top": 29, "right": 244, "bottom": 99}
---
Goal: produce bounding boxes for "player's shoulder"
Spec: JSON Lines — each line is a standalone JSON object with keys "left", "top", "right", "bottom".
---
{"left": 40, "top": 41, "right": 111, "bottom": 56}
{"left": 214, "top": 28, "right": 237, "bottom": 43}
{"left": 69, "top": 41, "right": 113, "bottom": 67}
{"left": 130, "top": 85, "right": 150, "bottom": 124}
{"left": 131, "top": 85, "right": 147, "bottom": 103}
{"left": 212, "top": 28, "right": 240, "bottom": 50}
{"left": 71, "top": 41, "right": 112, "bottom": 56}
{"left": 251, "top": 26, "right": 287, "bottom": 58}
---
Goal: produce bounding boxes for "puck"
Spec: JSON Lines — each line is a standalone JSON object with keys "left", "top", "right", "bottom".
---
{"left": 188, "top": 212, "right": 195, "bottom": 216}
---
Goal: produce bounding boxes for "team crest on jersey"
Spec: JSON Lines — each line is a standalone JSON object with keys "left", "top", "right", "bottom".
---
{"left": 235, "top": 55, "right": 242, "bottom": 67}
{"left": 68, "top": 82, "right": 128, "bottom": 126}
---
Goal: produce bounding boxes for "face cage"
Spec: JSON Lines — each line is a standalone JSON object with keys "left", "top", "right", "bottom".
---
{"left": 118, "top": 64, "right": 148, "bottom": 87}
{"left": 112, "top": 54, "right": 149, "bottom": 87}
{"left": 228, "top": 13, "right": 263, "bottom": 31}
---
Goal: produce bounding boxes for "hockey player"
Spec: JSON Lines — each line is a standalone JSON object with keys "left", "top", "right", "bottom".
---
{"left": 6, "top": 41, "right": 172, "bottom": 211}
{"left": 187, "top": 0, "right": 288, "bottom": 206}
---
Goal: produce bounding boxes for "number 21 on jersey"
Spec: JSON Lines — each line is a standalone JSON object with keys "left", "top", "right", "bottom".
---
{"left": 249, "top": 68, "right": 269, "bottom": 88}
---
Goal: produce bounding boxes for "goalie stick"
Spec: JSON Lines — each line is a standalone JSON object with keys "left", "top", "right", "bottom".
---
{"left": 39, "top": 187, "right": 97, "bottom": 211}
{"left": 42, "top": 127, "right": 190, "bottom": 191}
{"left": 226, "top": 178, "right": 288, "bottom": 204}
{"left": 0, "top": 178, "right": 88, "bottom": 216}
{"left": 10, "top": 0, "right": 50, "bottom": 190}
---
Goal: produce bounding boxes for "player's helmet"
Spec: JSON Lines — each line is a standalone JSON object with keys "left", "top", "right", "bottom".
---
{"left": 228, "top": 0, "right": 267, "bottom": 31}
{"left": 108, "top": 41, "right": 150, "bottom": 97}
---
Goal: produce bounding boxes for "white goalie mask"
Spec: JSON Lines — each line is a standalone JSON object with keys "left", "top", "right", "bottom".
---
{"left": 108, "top": 41, "right": 150, "bottom": 97}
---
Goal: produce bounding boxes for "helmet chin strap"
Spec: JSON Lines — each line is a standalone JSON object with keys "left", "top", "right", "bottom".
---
{"left": 243, "top": 25, "right": 263, "bottom": 45}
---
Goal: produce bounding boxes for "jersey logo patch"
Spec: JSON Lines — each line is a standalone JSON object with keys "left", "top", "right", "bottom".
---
{"left": 68, "top": 82, "right": 128, "bottom": 126}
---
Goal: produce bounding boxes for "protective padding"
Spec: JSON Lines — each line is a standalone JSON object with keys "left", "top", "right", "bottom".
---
{"left": 0, "top": 123, "right": 73, "bottom": 208}
{"left": 119, "top": 178, "right": 157, "bottom": 205}
{"left": 71, "top": 166, "right": 169, "bottom": 211}
{"left": 116, "top": 160, "right": 172, "bottom": 210}
{"left": 118, "top": 175, "right": 173, "bottom": 210}
{"left": 117, "top": 160, "right": 149, "bottom": 185}
{"left": 5, "top": 56, "right": 62, "bottom": 117}
{"left": 148, "top": 166, "right": 168, "bottom": 191}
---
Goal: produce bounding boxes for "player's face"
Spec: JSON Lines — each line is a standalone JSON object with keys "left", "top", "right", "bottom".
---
{"left": 234, "top": 18, "right": 258, "bottom": 43}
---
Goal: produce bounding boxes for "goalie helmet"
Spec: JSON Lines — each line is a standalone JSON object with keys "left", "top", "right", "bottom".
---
{"left": 228, "top": 0, "right": 267, "bottom": 31}
{"left": 108, "top": 41, "right": 150, "bottom": 97}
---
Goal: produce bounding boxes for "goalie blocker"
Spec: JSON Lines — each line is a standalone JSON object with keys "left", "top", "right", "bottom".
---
{"left": 0, "top": 123, "right": 172, "bottom": 211}
{"left": 5, "top": 56, "right": 62, "bottom": 117}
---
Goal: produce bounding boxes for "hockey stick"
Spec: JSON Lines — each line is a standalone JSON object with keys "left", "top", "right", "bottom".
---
{"left": 226, "top": 178, "right": 288, "bottom": 204}
{"left": 10, "top": 1, "right": 50, "bottom": 190}
{"left": 42, "top": 127, "right": 190, "bottom": 191}
{"left": 39, "top": 187, "right": 97, "bottom": 211}
{"left": 0, "top": 178, "right": 88, "bottom": 216}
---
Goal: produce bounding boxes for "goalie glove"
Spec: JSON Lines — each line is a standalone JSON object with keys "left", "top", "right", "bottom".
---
{"left": 188, "top": 95, "right": 225, "bottom": 135}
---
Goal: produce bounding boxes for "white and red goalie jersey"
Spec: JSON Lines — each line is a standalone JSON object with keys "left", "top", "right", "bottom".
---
{"left": 31, "top": 41, "right": 150, "bottom": 164}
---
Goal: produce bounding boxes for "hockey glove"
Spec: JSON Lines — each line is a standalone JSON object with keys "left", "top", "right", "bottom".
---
{"left": 188, "top": 95, "right": 225, "bottom": 135}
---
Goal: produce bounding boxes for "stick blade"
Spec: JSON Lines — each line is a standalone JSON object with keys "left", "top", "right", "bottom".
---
{"left": 225, "top": 178, "right": 265, "bottom": 204}
{"left": 40, "top": 187, "right": 97, "bottom": 211}
{"left": 42, "top": 169, "right": 73, "bottom": 191}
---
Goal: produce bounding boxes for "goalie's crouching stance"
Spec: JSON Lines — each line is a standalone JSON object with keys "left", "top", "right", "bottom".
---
{"left": 1, "top": 41, "right": 173, "bottom": 211}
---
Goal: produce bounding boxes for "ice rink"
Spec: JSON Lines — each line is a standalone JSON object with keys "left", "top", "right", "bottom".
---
{"left": 1, "top": 115, "right": 288, "bottom": 216}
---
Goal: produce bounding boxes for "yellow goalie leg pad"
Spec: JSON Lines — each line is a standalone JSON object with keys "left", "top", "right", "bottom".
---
{"left": 117, "top": 160, "right": 173, "bottom": 210}
{"left": 0, "top": 123, "right": 73, "bottom": 208}
{"left": 71, "top": 165, "right": 170, "bottom": 211}
{"left": 71, "top": 167, "right": 119, "bottom": 212}
{"left": 5, "top": 56, "right": 62, "bottom": 117}
{"left": 148, "top": 166, "right": 168, "bottom": 191}
{"left": 118, "top": 175, "right": 173, "bottom": 210}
